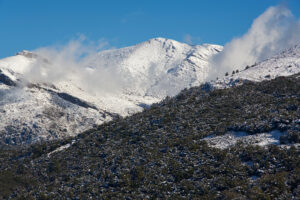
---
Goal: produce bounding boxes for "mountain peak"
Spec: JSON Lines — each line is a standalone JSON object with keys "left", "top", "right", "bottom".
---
{"left": 147, "top": 37, "right": 169, "bottom": 42}
{"left": 145, "top": 37, "right": 187, "bottom": 47}
{"left": 16, "top": 50, "right": 37, "bottom": 58}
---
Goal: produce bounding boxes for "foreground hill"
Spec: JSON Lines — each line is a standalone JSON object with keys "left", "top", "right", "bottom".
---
{"left": 0, "top": 38, "right": 222, "bottom": 145}
{"left": 1, "top": 74, "right": 299, "bottom": 199}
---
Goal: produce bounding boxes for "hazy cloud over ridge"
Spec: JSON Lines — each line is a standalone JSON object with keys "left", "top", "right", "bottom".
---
{"left": 208, "top": 5, "right": 300, "bottom": 80}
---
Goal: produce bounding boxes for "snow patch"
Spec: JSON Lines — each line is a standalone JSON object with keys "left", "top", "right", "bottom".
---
{"left": 202, "top": 130, "right": 287, "bottom": 149}
{"left": 47, "top": 140, "right": 75, "bottom": 157}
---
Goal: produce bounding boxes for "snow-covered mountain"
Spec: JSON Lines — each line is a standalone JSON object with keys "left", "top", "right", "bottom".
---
{"left": 0, "top": 38, "right": 222, "bottom": 145}
{"left": 1, "top": 37, "right": 299, "bottom": 145}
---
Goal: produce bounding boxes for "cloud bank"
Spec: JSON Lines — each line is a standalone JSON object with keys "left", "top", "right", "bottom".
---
{"left": 208, "top": 5, "right": 300, "bottom": 80}
{"left": 24, "top": 37, "right": 126, "bottom": 95}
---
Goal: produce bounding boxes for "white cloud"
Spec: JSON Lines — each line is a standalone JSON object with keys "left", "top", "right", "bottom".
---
{"left": 183, "top": 34, "right": 193, "bottom": 44}
{"left": 208, "top": 5, "right": 300, "bottom": 80}
{"left": 24, "top": 36, "right": 126, "bottom": 95}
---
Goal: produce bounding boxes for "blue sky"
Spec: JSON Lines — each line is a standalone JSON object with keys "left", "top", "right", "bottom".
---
{"left": 0, "top": 0, "right": 299, "bottom": 58}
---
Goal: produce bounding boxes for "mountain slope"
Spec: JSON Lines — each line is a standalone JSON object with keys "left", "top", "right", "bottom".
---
{"left": 212, "top": 44, "right": 300, "bottom": 88}
{"left": 0, "top": 38, "right": 222, "bottom": 145}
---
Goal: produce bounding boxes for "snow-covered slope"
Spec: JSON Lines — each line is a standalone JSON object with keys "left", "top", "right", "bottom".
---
{"left": 212, "top": 44, "right": 300, "bottom": 88}
{"left": 0, "top": 38, "right": 222, "bottom": 145}
{"left": 0, "top": 85, "right": 111, "bottom": 145}
{"left": 93, "top": 38, "right": 222, "bottom": 98}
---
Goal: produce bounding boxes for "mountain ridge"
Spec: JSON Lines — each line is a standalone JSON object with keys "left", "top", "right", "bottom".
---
{"left": 211, "top": 43, "right": 300, "bottom": 88}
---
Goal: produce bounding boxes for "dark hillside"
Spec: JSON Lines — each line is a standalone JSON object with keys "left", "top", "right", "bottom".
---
{"left": 0, "top": 74, "right": 299, "bottom": 199}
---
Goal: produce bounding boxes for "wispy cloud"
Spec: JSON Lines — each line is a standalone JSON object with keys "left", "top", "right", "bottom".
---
{"left": 183, "top": 34, "right": 201, "bottom": 45}
{"left": 207, "top": 5, "right": 300, "bottom": 80}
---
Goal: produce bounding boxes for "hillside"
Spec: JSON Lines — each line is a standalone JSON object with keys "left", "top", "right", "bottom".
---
{"left": 0, "top": 74, "right": 299, "bottom": 199}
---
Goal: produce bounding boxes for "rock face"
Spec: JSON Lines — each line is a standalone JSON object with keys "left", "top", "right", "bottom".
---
{"left": 0, "top": 38, "right": 222, "bottom": 145}
{"left": 0, "top": 70, "right": 16, "bottom": 86}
